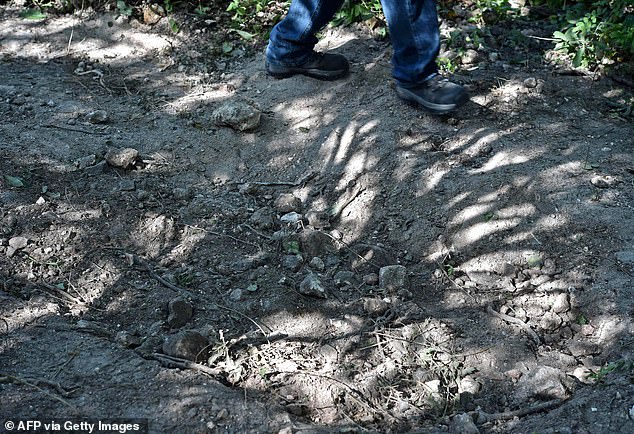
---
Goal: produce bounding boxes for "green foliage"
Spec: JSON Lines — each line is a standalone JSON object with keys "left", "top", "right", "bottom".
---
{"left": 116, "top": 0, "right": 133, "bottom": 16}
{"left": 226, "top": 0, "right": 289, "bottom": 36}
{"left": 545, "top": 0, "right": 634, "bottom": 67}
{"left": 332, "top": 0, "right": 383, "bottom": 26}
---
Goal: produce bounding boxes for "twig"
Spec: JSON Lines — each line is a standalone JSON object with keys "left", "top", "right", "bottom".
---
{"left": 486, "top": 305, "right": 541, "bottom": 345}
{"left": 151, "top": 353, "right": 222, "bottom": 376}
{"left": 0, "top": 372, "right": 76, "bottom": 410}
{"left": 240, "top": 223, "right": 272, "bottom": 240}
{"left": 475, "top": 399, "right": 565, "bottom": 422}
{"left": 212, "top": 303, "right": 272, "bottom": 335}
{"left": 245, "top": 170, "right": 319, "bottom": 188}
{"left": 43, "top": 124, "right": 107, "bottom": 135}
{"left": 135, "top": 256, "right": 196, "bottom": 299}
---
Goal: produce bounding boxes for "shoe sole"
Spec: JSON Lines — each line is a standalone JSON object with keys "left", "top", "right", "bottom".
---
{"left": 266, "top": 63, "right": 348, "bottom": 81}
{"left": 396, "top": 86, "right": 468, "bottom": 115}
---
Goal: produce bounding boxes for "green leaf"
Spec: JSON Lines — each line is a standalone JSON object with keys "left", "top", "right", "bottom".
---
{"left": 234, "top": 29, "right": 254, "bottom": 40}
{"left": 169, "top": 18, "right": 180, "bottom": 34}
{"left": 246, "top": 283, "right": 258, "bottom": 292}
{"left": 527, "top": 255, "right": 542, "bottom": 267}
{"left": 19, "top": 8, "right": 47, "bottom": 20}
{"left": 4, "top": 175, "right": 25, "bottom": 188}
{"left": 55, "top": 282, "right": 65, "bottom": 290}
{"left": 282, "top": 240, "right": 301, "bottom": 255}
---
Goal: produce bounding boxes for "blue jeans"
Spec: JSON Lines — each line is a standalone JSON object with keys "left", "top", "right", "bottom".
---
{"left": 266, "top": 0, "right": 440, "bottom": 87}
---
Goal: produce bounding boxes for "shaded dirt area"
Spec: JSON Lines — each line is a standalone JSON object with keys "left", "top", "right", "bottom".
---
{"left": 1, "top": 3, "right": 633, "bottom": 434}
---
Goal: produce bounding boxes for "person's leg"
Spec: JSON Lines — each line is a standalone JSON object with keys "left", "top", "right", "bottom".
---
{"left": 381, "top": 0, "right": 468, "bottom": 113}
{"left": 265, "top": 0, "right": 349, "bottom": 79}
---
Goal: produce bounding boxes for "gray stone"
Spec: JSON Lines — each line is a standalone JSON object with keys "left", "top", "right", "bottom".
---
{"left": 86, "top": 109, "right": 108, "bottom": 123}
{"left": 305, "top": 210, "right": 330, "bottom": 229}
{"left": 212, "top": 98, "right": 261, "bottom": 131}
{"left": 229, "top": 288, "right": 243, "bottom": 301}
{"left": 379, "top": 265, "right": 408, "bottom": 291}
{"left": 308, "top": 257, "right": 325, "bottom": 271}
{"left": 115, "top": 331, "right": 142, "bottom": 348}
{"left": 8, "top": 236, "right": 28, "bottom": 250}
{"left": 105, "top": 148, "right": 138, "bottom": 169}
{"left": 566, "top": 338, "right": 600, "bottom": 358}
{"left": 167, "top": 297, "right": 193, "bottom": 328}
{"left": 461, "top": 49, "right": 479, "bottom": 65}
{"left": 615, "top": 251, "right": 634, "bottom": 264}
{"left": 540, "top": 311, "right": 563, "bottom": 331}
{"left": 300, "top": 229, "right": 336, "bottom": 259}
{"left": 513, "top": 366, "right": 573, "bottom": 402}
{"left": 496, "top": 262, "right": 517, "bottom": 277}
{"left": 249, "top": 207, "right": 276, "bottom": 230}
{"left": 348, "top": 243, "right": 394, "bottom": 273}
{"left": 163, "top": 330, "right": 209, "bottom": 361}
{"left": 524, "top": 77, "right": 538, "bottom": 88}
{"left": 274, "top": 193, "right": 302, "bottom": 213}
{"left": 281, "top": 254, "right": 303, "bottom": 272}
{"left": 362, "top": 273, "right": 379, "bottom": 285}
{"left": 450, "top": 413, "right": 479, "bottom": 434}
{"left": 552, "top": 293, "right": 571, "bottom": 314}
{"left": 298, "top": 273, "right": 326, "bottom": 298}
{"left": 333, "top": 270, "right": 355, "bottom": 287}
{"left": 590, "top": 175, "right": 619, "bottom": 188}
{"left": 363, "top": 298, "right": 389, "bottom": 317}
{"left": 280, "top": 212, "right": 302, "bottom": 224}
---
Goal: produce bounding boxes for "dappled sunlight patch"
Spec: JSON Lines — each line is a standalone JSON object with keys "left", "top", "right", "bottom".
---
{"left": 450, "top": 218, "right": 524, "bottom": 250}
{"left": 0, "top": 298, "right": 59, "bottom": 335}
{"left": 475, "top": 150, "right": 537, "bottom": 173}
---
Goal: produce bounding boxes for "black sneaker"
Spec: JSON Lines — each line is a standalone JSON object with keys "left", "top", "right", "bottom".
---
{"left": 265, "top": 52, "right": 349, "bottom": 80}
{"left": 396, "top": 74, "right": 469, "bottom": 114}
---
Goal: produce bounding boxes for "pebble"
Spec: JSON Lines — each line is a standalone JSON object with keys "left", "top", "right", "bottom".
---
{"left": 274, "top": 193, "right": 302, "bottom": 213}
{"left": 615, "top": 251, "right": 634, "bottom": 264}
{"left": 496, "top": 262, "right": 517, "bottom": 277}
{"left": 300, "top": 229, "right": 336, "bottom": 258}
{"left": 540, "top": 311, "right": 563, "bottom": 331}
{"left": 167, "top": 297, "right": 193, "bottom": 328}
{"left": 566, "top": 338, "right": 600, "bottom": 357}
{"left": 249, "top": 207, "right": 276, "bottom": 229}
{"left": 229, "top": 288, "right": 243, "bottom": 301}
{"left": 298, "top": 273, "right": 326, "bottom": 298}
{"left": 524, "top": 77, "right": 538, "bottom": 88}
{"left": 552, "top": 293, "right": 571, "bottom": 313}
{"left": 305, "top": 210, "right": 330, "bottom": 229}
{"left": 450, "top": 413, "right": 479, "bottom": 434}
{"left": 308, "top": 257, "right": 325, "bottom": 271}
{"left": 105, "top": 148, "right": 138, "bottom": 169}
{"left": 513, "top": 366, "right": 572, "bottom": 401}
{"left": 590, "top": 175, "right": 618, "bottom": 188}
{"left": 8, "top": 236, "right": 28, "bottom": 249}
{"left": 281, "top": 254, "right": 303, "bottom": 272}
{"left": 363, "top": 298, "right": 390, "bottom": 316}
{"left": 363, "top": 273, "right": 379, "bottom": 285}
{"left": 85, "top": 110, "right": 108, "bottom": 124}
{"left": 280, "top": 212, "right": 302, "bottom": 224}
{"left": 461, "top": 49, "right": 479, "bottom": 65}
{"left": 379, "top": 265, "right": 408, "bottom": 291}
{"left": 333, "top": 270, "right": 355, "bottom": 287}
{"left": 212, "top": 98, "right": 261, "bottom": 131}
{"left": 162, "top": 330, "right": 209, "bottom": 361}
{"left": 488, "top": 52, "right": 499, "bottom": 62}
{"left": 115, "top": 331, "right": 142, "bottom": 348}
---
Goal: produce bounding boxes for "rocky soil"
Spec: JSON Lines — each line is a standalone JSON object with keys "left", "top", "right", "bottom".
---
{"left": 1, "top": 2, "right": 633, "bottom": 434}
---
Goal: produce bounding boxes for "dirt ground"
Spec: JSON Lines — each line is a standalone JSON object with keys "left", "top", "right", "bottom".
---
{"left": 1, "top": 3, "right": 633, "bottom": 434}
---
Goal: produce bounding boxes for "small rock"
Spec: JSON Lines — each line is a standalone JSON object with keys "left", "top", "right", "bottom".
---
{"left": 135, "top": 336, "right": 164, "bottom": 359}
{"left": 115, "top": 331, "right": 141, "bottom": 348}
{"left": 167, "top": 297, "right": 193, "bottom": 328}
{"left": 461, "top": 49, "right": 479, "bottom": 65}
{"left": 298, "top": 273, "right": 326, "bottom": 298}
{"left": 212, "top": 98, "right": 261, "bottom": 131}
{"left": 379, "top": 265, "right": 408, "bottom": 291}
{"left": 305, "top": 210, "right": 330, "bottom": 229}
{"left": 362, "top": 273, "right": 379, "bottom": 285}
{"left": 249, "top": 207, "right": 276, "bottom": 229}
{"left": 572, "top": 366, "right": 594, "bottom": 384}
{"left": 229, "top": 288, "right": 243, "bottom": 301}
{"left": 363, "top": 298, "right": 390, "bottom": 316}
{"left": 496, "top": 262, "right": 517, "bottom": 277}
{"left": 590, "top": 175, "right": 618, "bottom": 188}
{"left": 75, "top": 154, "right": 97, "bottom": 169}
{"left": 163, "top": 330, "right": 209, "bottom": 361}
{"left": 105, "top": 148, "right": 138, "bottom": 169}
{"left": 143, "top": 3, "right": 164, "bottom": 24}
{"left": 274, "top": 193, "right": 302, "bottom": 213}
{"left": 504, "top": 369, "right": 523, "bottom": 380}
{"left": 300, "top": 229, "right": 336, "bottom": 258}
{"left": 281, "top": 254, "right": 303, "bottom": 272}
{"left": 280, "top": 212, "right": 302, "bottom": 224}
{"left": 459, "top": 376, "right": 482, "bottom": 395}
{"left": 524, "top": 77, "right": 538, "bottom": 88}
{"left": 8, "top": 236, "right": 28, "bottom": 250}
{"left": 514, "top": 366, "right": 573, "bottom": 401}
{"left": 615, "top": 251, "right": 634, "bottom": 264}
{"left": 540, "top": 311, "right": 563, "bottom": 331}
{"left": 488, "top": 52, "right": 499, "bottom": 62}
{"left": 309, "top": 257, "right": 325, "bottom": 271}
{"left": 552, "top": 293, "right": 571, "bottom": 313}
{"left": 450, "top": 413, "right": 479, "bottom": 434}
{"left": 333, "top": 270, "right": 355, "bottom": 287}
{"left": 531, "top": 274, "right": 552, "bottom": 286}
{"left": 566, "top": 338, "right": 600, "bottom": 357}
{"left": 349, "top": 243, "right": 394, "bottom": 273}
{"left": 6, "top": 246, "right": 17, "bottom": 258}
{"left": 85, "top": 110, "right": 108, "bottom": 124}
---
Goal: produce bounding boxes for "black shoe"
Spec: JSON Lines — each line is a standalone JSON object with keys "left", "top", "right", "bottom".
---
{"left": 265, "top": 52, "right": 349, "bottom": 81}
{"left": 396, "top": 74, "right": 469, "bottom": 114}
